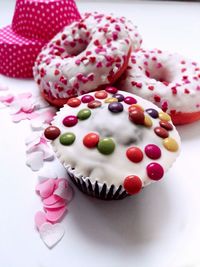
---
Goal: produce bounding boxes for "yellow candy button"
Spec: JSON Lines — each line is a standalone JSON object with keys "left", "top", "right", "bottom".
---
{"left": 159, "top": 112, "right": 171, "bottom": 121}
{"left": 129, "top": 104, "right": 144, "bottom": 112}
{"left": 144, "top": 115, "right": 153, "bottom": 127}
{"left": 163, "top": 137, "right": 179, "bottom": 152}
{"left": 104, "top": 97, "right": 118, "bottom": 103}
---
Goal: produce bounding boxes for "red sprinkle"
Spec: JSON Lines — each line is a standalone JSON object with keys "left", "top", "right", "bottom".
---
{"left": 105, "top": 86, "right": 118, "bottom": 94}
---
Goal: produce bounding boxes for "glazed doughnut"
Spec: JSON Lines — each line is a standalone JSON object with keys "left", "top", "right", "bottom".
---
{"left": 44, "top": 88, "right": 181, "bottom": 199}
{"left": 118, "top": 49, "right": 200, "bottom": 125}
{"left": 33, "top": 12, "right": 142, "bottom": 107}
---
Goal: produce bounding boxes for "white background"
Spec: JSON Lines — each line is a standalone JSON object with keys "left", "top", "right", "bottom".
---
{"left": 1, "top": 1, "right": 200, "bottom": 267}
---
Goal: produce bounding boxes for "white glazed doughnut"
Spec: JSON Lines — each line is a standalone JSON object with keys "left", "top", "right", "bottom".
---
{"left": 118, "top": 49, "right": 200, "bottom": 125}
{"left": 44, "top": 88, "right": 180, "bottom": 199}
{"left": 33, "top": 12, "right": 142, "bottom": 107}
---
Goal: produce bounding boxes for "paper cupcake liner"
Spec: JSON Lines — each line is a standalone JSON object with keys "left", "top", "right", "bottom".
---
{"left": 12, "top": 0, "right": 81, "bottom": 41}
{"left": 66, "top": 165, "right": 129, "bottom": 200}
{"left": 0, "top": 26, "right": 45, "bottom": 78}
{"left": 0, "top": 0, "right": 81, "bottom": 78}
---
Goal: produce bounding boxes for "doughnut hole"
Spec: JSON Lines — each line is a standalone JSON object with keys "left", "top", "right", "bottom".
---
{"left": 53, "top": 23, "right": 91, "bottom": 57}
{"left": 145, "top": 63, "right": 173, "bottom": 83}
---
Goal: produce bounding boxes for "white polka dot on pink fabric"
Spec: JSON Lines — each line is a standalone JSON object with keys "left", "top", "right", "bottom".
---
{"left": 0, "top": 0, "right": 81, "bottom": 78}
{"left": 12, "top": 0, "right": 81, "bottom": 41}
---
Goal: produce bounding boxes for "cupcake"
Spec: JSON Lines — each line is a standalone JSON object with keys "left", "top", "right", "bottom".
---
{"left": 44, "top": 87, "right": 181, "bottom": 200}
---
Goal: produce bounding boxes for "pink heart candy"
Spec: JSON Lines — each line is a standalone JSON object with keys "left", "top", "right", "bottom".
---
{"left": 36, "top": 179, "right": 56, "bottom": 199}
{"left": 17, "top": 92, "right": 32, "bottom": 100}
{"left": 43, "top": 194, "right": 63, "bottom": 206}
{"left": 35, "top": 211, "right": 47, "bottom": 230}
{"left": 0, "top": 94, "right": 14, "bottom": 104}
{"left": 54, "top": 179, "right": 74, "bottom": 202}
{"left": 45, "top": 206, "right": 67, "bottom": 223}
{"left": 43, "top": 199, "right": 66, "bottom": 210}
{"left": 39, "top": 222, "right": 65, "bottom": 249}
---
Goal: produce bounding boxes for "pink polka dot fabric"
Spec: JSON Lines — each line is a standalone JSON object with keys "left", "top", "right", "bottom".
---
{"left": 0, "top": 0, "right": 81, "bottom": 78}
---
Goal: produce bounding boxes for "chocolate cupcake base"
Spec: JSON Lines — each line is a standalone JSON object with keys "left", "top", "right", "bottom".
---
{"left": 67, "top": 166, "right": 129, "bottom": 200}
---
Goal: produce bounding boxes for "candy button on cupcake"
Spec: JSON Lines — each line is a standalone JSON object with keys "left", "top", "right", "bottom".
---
{"left": 77, "top": 109, "right": 91, "bottom": 120}
{"left": 44, "top": 126, "right": 61, "bottom": 140}
{"left": 97, "top": 138, "right": 115, "bottom": 155}
{"left": 60, "top": 133, "right": 76, "bottom": 146}
{"left": 108, "top": 102, "right": 124, "bottom": 113}
{"left": 48, "top": 89, "right": 181, "bottom": 200}
{"left": 67, "top": 97, "right": 81, "bottom": 108}
{"left": 87, "top": 100, "right": 102, "bottom": 109}
{"left": 146, "top": 163, "right": 164, "bottom": 181}
{"left": 63, "top": 116, "right": 78, "bottom": 127}
{"left": 83, "top": 133, "right": 99, "bottom": 148}
{"left": 123, "top": 175, "right": 143, "bottom": 195}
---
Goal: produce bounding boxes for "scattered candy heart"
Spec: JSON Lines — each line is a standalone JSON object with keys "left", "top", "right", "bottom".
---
{"left": 1, "top": 90, "right": 75, "bottom": 249}
{"left": 35, "top": 211, "right": 48, "bottom": 230}
{"left": 25, "top": 132, "right": 41, "bottom": 146}
{"left": 37, "top": 166, "right": 58, "bottom": 183}
{"left": 54, "top": 180, "right": 74, "bottom": 202}
{"left": 43, "top": 199, "right": 66, "bottom": 209}
{"left": 0, "top": 94, "right": 14, "bottom": 104}
{"left": 12, "top": 111, "right": 39, "bottom": 122}
{"left": 39, "top": 222, "right": 65, "bottom": 249}
{"left": 26, "top": 151, "right": 44, "bottom": 171}
{"left": 45, "top": 206, "right": 67, "bottom": 223}
{"left": 36, "top": 179, "right": 56, "bottom": 199}
{"left": 0, "top": 84, "right": 9, "bottom": 91}
{"left": 43, "top": 194, "right": 62, "bottom": 206}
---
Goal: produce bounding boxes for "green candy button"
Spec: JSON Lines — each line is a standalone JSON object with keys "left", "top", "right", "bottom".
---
{"left": 77, "top": 109, "right": 91, "bottom": 120}
{"left": 97, "top": 138, "right": 115, "bottom": 155}
{"left": 59, "top": 132, "right": 76, "bottom": 146}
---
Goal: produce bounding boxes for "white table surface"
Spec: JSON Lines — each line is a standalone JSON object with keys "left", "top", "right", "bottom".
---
{"left": 1, "top": 1, "right": 200, "bottom": 267}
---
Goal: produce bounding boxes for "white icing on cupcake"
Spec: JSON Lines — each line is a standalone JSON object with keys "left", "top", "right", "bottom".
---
{"left": 45, "top": 89, "right": 181, "bottom": 195}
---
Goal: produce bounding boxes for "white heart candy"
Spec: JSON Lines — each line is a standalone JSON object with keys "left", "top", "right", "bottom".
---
{"left": 39, "top": 223, "right": 65, "bottom": 248}
{"left": 37, "top": 166, "right": 58, "bottom": 183}
{"left": 26, "top": 151, "right": 44, "bottom": 171}
{"left": 31, "top": 118, "right": 44, "bottom": 131}
{"left": 25, "top": 132, "right": 41, "bottom": 146}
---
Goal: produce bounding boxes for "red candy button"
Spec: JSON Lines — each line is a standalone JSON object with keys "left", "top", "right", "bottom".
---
{"left": 123, "top": 175, "right": 142, "bottom": 195}
{"left": 44, "top": 126, "right": 60, "bottom": 140}
{"left": 94, "top": 90, "right": 108, "bottom": 99}
{"left": 124, "top": 96, "right": 137, "bottom": 105}
{"left": 145, "top": 144, "right": 161, "bottom": 160}
{"left": 83, "top": 133, "right": 99, "bottom": 148}
{"left": 81, "top": 95, "right": 95, "bottom": 103}
{"left": 67, "top": 97, "right": 81, "bottom": 107}
{"left": 146, "top": 162, "right": 164, "bottom": 180}
{"left": 129, "top": 109, "right": 145, "bottom": 125}
{"left": 62, "top": 115, "right": 78, "bottom": 127}
{"left": 126, "top": 147, "right": 143, "bottom": 163}
{"left": 105, "top": 86, "right": 118, "bottom": 94}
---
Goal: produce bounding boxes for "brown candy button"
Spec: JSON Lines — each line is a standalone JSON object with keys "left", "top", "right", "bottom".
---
{"left": 87, "top": 100, "right": 102, "bottom": 109}
{"left": 129, "top": 109, "right": 145, "bottom": 125}
{"left": 44, "top": 126, "right": 61, "bottom": 140}
{"left": 154, "top": 127, "right": 169, "bottom": 138}
{"left": 159, "top": 121, "right": 173, "bottom": 131}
